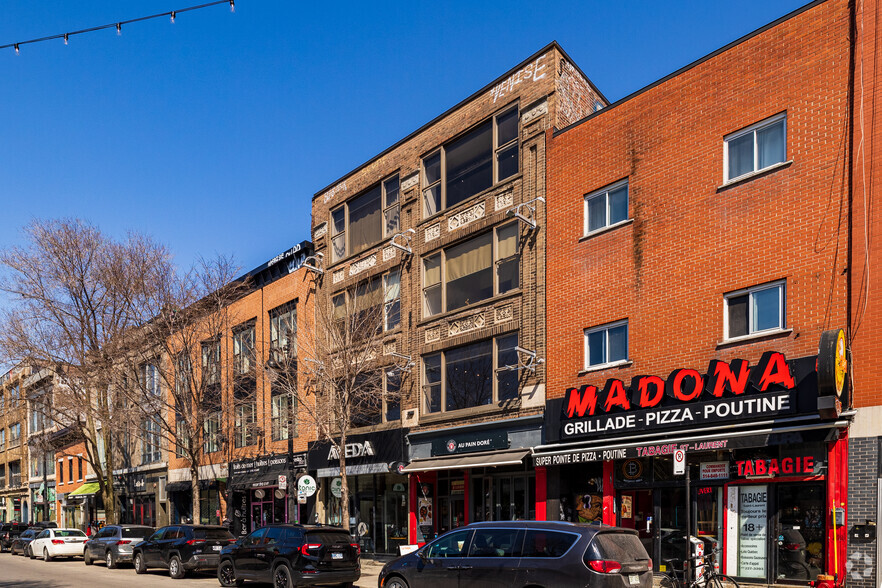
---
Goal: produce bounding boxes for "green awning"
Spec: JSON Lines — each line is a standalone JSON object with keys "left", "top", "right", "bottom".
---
{"left": 68, "top": 482, "right": 100, "bottom": 497}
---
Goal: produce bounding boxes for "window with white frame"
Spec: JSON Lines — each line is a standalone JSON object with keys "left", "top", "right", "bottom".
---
{"left": 422, "top": 106, "right": 519, "bottom": 217}
{"left": 724, "top": 113, "right": 786, "bottom": 182}
{"left": 9, "top": 423, "right": 20, "bottom": 448}
{"left": 203, "top": 411, "right": 221, "bottom": 454}
{"left": 233, "top": 321, "right": 256, "bottom": 375}
{"left": 271, "top": 384, "right": 295, "bottom": 442}
{"left": 584, "top": 320, "right": 628, "bottom": 369}
{"left": 384, "top": 268, "right": 401, "bottom": 330}
{"left": 422, "top": 223, "right": 519, "bottom": 317}
{"left": 330, "top": 174, "right": 400, "bottom": 263}
{"left": 9, "top": 384, "right": 19, "bottom": 406}
{"left": 352, "top": 371, "right": 402, "bottom": 427}
{"left": 332, "top": 268, "right": 401, "bottom": 334}
{"left": 141, "top": 417, "right": 161, "bottom": 464}
{"left": 269, "top": 301, "right": 297, "bottom": 361}
{"left": 0, "top": 428, "right": 5, "bottom": 451}
{"left": 0, "top": 391, "right": 4, "bottom": 412}
{"left": 584, "top": 179, "right": 629, "bottom": 234}
{"left": 234, "top": 403, "right": 257, "bottom": 448}
{"left": 724, "top": 280, "right": 785, "bottom": 340}
{"left": 0, "top": 464, "right": 5, "bottom": 488}
{"left": 423, "top": 333, "right": 519, "bottom": 414}
{"left": 8, "top": 460, "right": 20, "bottom": 487}
{"left": 141, "top": 362, "right": 160, "bottom": 397}
{"left": 175, "top": 414, "right": 188, "bottom": 458}
{"left": 201, "top": 339, "right": 221, "bottom": 386}
{"left": 175, "top": 354, "right": 191, "bottom": 396}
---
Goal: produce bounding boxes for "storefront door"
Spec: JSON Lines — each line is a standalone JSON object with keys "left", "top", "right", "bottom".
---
{"left": 618, "top": 490, "right": 653, "bottom": 558}
{"left": 250, "top": 488, "right": 285, "bottom": 531}
{"left": 774, "top": 483, "right": 825, "bottom": 582}
{"left": 473, "top": 474, "right": 534, "bottom": 522}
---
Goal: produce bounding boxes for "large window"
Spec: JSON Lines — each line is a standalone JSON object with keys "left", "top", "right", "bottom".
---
{"left": 423, "top": 333, "right": 519, "bottom": 414}
{"left": 725, "top": 280, "right": 785, "bottom": 340}
{"left": 331, "top": 174, "right": 400, "bottom": 262}
{"left": 422, "top": 106, "right": 519, "bottom": 217}
{"left": 0, "top": 464, "right": 5, "bottom": 488}
{"left": 201, "top": 340, "right": 221, "bottom": 386}
{"left": 234, "top": 403, "right": 257, "bottom": 448}
{"left": 0, "top": 428, "right": 5, "bottom": 451}
{"left": 175, "top": 414, "right": 188, "bottom": 458}
{"left": 584, "top": 179, "right": 629, "bottom": 234}
{"left": 141, "top": 363, "right": 160, "bottom": 397}
{"left": 233, "top": 321, "right": 256, "bottom": 375}
{"left": 141, "top": 417, "right": 161, "bottom": 464}
{"left": 352, "top": 372, "right": 402, "bottom": 427}
{"left": 724, "top": 113, "right": 786, "bottom": 182}
{"left": 271, "top": 385, "right": 295, "bottom": 442}
{"left": 269, "top": 301, "right": 297, "bottom": 361}
{"left": 9, "top": 385, "right": 19, "bottom": 406}
{"left": 203, "top": 412, "right": 221, "bottom": 454}
{"left": 423, "top": 223, "right": 519, "bottom": 316}
{"left": 584, "top": 320, "right": 628, "bottom": 369}
{"left": 384, "top": 269, "right": 401, "bottom": 330}
{"left": 9, "top": 423, "right": 21, "bottom": 448}
{"left": 333, "top": 267, "right": 400, "bottom": 333}
{"left": 175, "top": 354, "right": 191, "bottom": 396}
{"left": 9, "top": 461, "right": 20, "bottom": 487}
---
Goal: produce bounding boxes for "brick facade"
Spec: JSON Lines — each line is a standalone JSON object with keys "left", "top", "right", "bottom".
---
{"left": 847, "top": 437, "right": 878, "bottom": 588}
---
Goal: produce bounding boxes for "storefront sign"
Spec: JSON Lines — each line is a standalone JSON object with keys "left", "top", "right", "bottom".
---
{"left": 430, "top": 430, "right": 509, "bottom": 456}
{"left": 229, "top": 453, "right": 305, "bottom": 490}
{"left": 330, "top": 477, "right": 343, "bottom": 498}
{"left": 450, "top": 480, "right": 465, "bottom": 495}
{"left": 308, "top": 429, "right": 406, "bottom": 478}
{"left": 735, "top": 456, "right": 815, "bottom": 477}
{"left": 700, "top": 461, "right": 730, "bottom": 480}
{"left": 546, "top": 353, "right": 820, "bottom": 443}
{"left": 737, "top": 485, "right": 768, "bottom": 577}
{"left": 297, "top": 475, "right": 317, "bottom": 497}
{"left": 818, "top": 328, "right": 848, "bottom": 402}
{"left": 278, "top": 475, "right": 287, "bottom": 490}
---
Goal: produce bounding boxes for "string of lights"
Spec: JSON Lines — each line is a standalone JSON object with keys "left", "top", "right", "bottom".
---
{"left": 1, "top": 0, "right": 235, "bottom": 54}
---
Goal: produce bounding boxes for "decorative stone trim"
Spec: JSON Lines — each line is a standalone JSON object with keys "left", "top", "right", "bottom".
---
{"left": 448, "top": 202, "right": 485, "bottom": 231}
{"left": 448, "top": 312, "right": 486, "bottom": 336}
{"left": 425, "top": 223, "right": 441, "bottom": 242}
{"left": 321, "top": 180, "right": 348, "bottom": 203}
{"left": 401, "top": 171, "right": 419, "bottom": 191}
{"left": 495, "top": 305, "right": 513, "bottom": 323}
{"left": 349, "top": 254, "right": 377, "bottom": 277}
{"left": 383, "top": 341, "right": 396, "bottom": 355}
{"left": 383, "top": 246, "right": 397, "bottom": 262}
{"left": 313, "top": 222, "right": 327, "bottom": 239}
{"left": 495, "top": 191, "right": 514, "bottom": 212}
{"left": 332, "top": 270, "right": 345, "bottom": 284}
{"left": 425, "top": 326, "right": 441, "bottom": 343}
{"left": 521, "top": 98, "right": 548, "bottom": 125}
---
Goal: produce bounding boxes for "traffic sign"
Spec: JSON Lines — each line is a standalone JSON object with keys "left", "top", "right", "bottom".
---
{"left": 673, "top": 449, "right": 686, "bottom": 475}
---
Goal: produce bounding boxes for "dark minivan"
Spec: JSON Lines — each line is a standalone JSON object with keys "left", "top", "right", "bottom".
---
{"left": 217, "top": 524, "right": 360, "bottom": 587}
{"left": 132, "top": 524, "right": 235, "bottom": 578}
{"left": 378, "top": 521, "right": 652, "bottom": 588}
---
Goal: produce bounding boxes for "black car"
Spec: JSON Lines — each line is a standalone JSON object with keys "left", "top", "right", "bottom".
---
{"left": 10, "top": 529, "right": 36, "bottom": 557}
{"left": 84, "top": 524, "right": 154, "bottom": 568}
{"left": 0, "top": 522, "right": 29, "bottom": 552}
{"left": 377, "top": 521, "right": 653, "bottom": 588}
{"left": 132, "top": 524, "right": 235, "bottom": 579}
{"left": 217, "top": 524, "right": 360, "bottom": 588}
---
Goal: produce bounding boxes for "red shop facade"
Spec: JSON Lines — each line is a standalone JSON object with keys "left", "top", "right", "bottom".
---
{"left": 533, "top": 336, "right": 850, "bottom": 586}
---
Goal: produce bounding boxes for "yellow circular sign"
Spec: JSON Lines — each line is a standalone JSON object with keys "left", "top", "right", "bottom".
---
{"left": 834, "top": 329, "right": 847, "bottom": 396}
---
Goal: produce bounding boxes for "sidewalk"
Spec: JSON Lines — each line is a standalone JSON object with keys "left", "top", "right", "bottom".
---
{"left": 358, "top": 555, "right": 395, "bottom": 588}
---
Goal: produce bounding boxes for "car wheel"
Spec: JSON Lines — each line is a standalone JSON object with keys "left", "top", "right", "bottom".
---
{"left": 28, "top": 546, "right": 35, "bottom": 559}
{"left": 384, "top": 577, "right": 410, "bottom": 588}
{"left": 106, "top": 550, "right": 118, "bottom": 569}
{"left": 84, "top": 548, "right": 92, "bottom": 565}
{"left": 273, "top": 563, "right": 294, "bottom": 588}
{"left": 133, "top": 552, "right": 146, "bottom": 574}
{"left": 169, "top": 554, "right": 186, "bottom": 579}
{"left": 43, "top": 547, "right": 53, "bottom": 562}
{"left": 217, "top": 559, "right": 244, "bottom": 587}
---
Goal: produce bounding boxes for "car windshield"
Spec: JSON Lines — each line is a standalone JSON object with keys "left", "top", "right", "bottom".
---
{"left": 122, "top": 527, "right": 153, "bottom": 538}
{"left": 194, "top": 528, "right": 234, "bottom": 540}
{"left": 54, "top": 530, "right": 86, "bottom": 537}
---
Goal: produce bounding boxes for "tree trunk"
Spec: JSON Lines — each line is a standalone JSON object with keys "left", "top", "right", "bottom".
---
{"left": 191, "top": 467, "right": 201, "bottom": 524}
{"left": 339, "top": 431, "right": 350, "bottom": 533}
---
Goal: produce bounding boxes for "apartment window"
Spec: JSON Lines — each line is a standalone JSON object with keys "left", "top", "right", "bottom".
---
{"left": 584, "top": 320, "right": 629, "bottom": 369}
{"left": 384, "top": 269, "right": 401, "bottom": 330}
{"left": 352, "top": 372, "right": 402, "bottom": 427}
{"left": 0, "top": 464, "right": 5, "bottom": 488}
{"left": 175, "top": 354, "right": 191, "bottom": 396}
{"left": 385, "top": 371, "right": 402, "bottom": 422}
{"left": 141, "top": 418, "right": 161, "bottom": 464}
{"left": 0, "top": 391, "right": 4, "bottom": 412}
{"left": 724, "top": 113, "right": 786, "bottom": 182}
{"left": 422, "top": 106, "right": 519, "bottom": 217}
{"left": 141, "top": 363, "right": 160, "bottom": 397}
{"left": 176, "top": 414, "right": 188, "bottom": 458}
{"left": 0, "top": 428, "right": 4, "bottom": 451}
{"left": 725, "top": 281, "right": 785, "bottom": 340}
{"left": 78, "top": 457, "right": 84, "bottom": 481}
{"left": 234, "top": 403, "right": 257, "bottom": 448}
{"left": 423, "top": 333, "right": 519, "bottom": 414}
{"left": 8, "top": 461, "right": 20, "bottom": 487}
{"left": 32, "top": 456, "right": 44, "bottom": 478}
{"left": 271, "top": 385, "right": 295, "bottom": 442}
{"left": 9, "top": 385, "right": 19, "bottom": 406}
{"left": 331, "top": 174, "right": 400, "bottom": 262}
{"left": 584, "top": 179, "right": 629, "bottom": 234}
{"left": 67, "top": 458, "right": 74, "bottom": 483}
{"left": 423, "top": 223, "right": 519, "bottom": 316}
{"left": 201, "top": 339, "right": 221, "bottom": 385}
{"left": 203, "top": 412, "right": 221, "bottom": 454}
{"left": 9, "top": 423, "right": 20, "bottom": 448}
{"left": 269, "top": 301, "right": 297, "bottom": 361}
{"left": 233, "top": 321, "right": 256, "bottom": 375}
{"left": 55, "top": 459, "right": 62, "bottom": 483}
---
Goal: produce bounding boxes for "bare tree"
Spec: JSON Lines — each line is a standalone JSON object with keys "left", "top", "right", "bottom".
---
{"left": 0, "top": 219, "right": 176, "bottom": 524}
{"left": 266, "top": 274, "right": 400, "bottom": 532}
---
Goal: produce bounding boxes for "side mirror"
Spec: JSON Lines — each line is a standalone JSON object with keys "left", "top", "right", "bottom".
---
{"left": 418, "top": 548, "right": 428, "bottom": 561}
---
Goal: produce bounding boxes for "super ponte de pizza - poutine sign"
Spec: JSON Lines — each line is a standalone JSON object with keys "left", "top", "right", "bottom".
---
{"left": 546, "top": 351, "right": 824, "bottom": 443}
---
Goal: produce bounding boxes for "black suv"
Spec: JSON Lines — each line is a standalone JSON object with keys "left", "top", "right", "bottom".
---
{"left": 132, "top": 524, "right": 235, "bottom": 579}
{"left": 378, "top": 521, "right": 653, "bottom": 588}
{"left": 0, "top": 522, "right": 29, "bottom": 552}
{"left": 217, "top": 524, "right": 360, "bottom": 588}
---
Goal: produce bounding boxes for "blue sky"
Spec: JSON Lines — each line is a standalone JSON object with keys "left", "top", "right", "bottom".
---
{"left": 0, "top": 0, "right": 808, "bottom": 277}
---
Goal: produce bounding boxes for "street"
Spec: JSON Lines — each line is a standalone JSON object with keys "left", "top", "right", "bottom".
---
{"left": 0, "top": 553, "right": 381, "bottom": 588}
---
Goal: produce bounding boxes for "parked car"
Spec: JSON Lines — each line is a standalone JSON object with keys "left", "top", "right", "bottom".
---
{"left": 30, "top": 521, "right": 59, "bottom": 529}
{"left": 0, "top": 522, "right": 30, "bottom": 552}
{"left": 83, "top": 524, "right": 154, "bottom": 568}
{"left": 216, "top": 523, "right": 360, "bottom": 588}
{"left": 378, "top": 521, "right": 653, "bottom": 588}
{"left": 132, "top": 524, "right": 235, "bottom": 579}
{"left": 30, "top": 528, "right": 88, "bottom": 561}
{"left": 10, "top": 529, "right": 36, "bottom": 557}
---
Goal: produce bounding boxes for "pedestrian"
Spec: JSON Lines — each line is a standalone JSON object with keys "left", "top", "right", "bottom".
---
{"left": 85, "top": 523, "right": 92, "bottom": 537}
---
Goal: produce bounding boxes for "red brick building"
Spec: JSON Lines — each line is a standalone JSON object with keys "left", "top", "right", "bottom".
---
{"left": 541, "top": 0, "right": 852, "bottom": 583}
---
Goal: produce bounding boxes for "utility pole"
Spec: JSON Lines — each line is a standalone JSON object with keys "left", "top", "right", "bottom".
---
{"left": 42, "top": 438, "right": 49, "bottom": 523}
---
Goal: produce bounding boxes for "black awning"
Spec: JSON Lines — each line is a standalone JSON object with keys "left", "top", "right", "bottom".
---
{"left": 229, "top": 474, "right": 283, "bottom": 491}
{"left": 166, "top": 481, "right": 191, "bottom": 493}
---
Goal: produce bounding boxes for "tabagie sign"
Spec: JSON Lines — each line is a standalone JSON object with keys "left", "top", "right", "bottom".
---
{"left": 546, "top": 352, "right": 822, "bottom": 442}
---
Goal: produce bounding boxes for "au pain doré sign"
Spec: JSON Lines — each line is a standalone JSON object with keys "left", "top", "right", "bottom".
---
{"left": 546, "top": 351, "right": 821, "bottom": 443}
